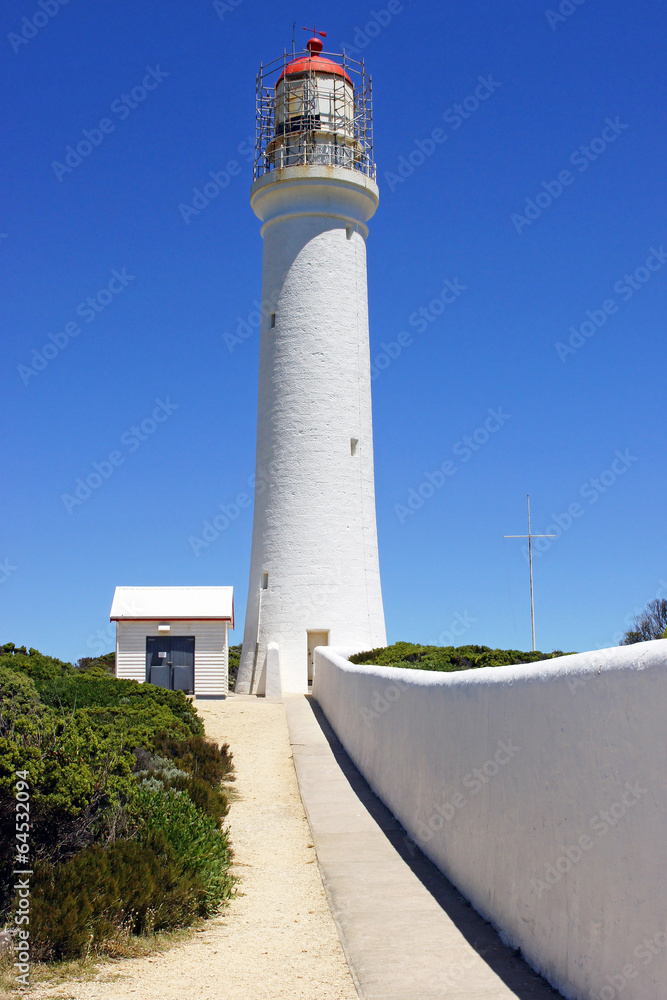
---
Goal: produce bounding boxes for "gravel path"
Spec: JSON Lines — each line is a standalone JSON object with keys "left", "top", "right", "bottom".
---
{"left": 30, "top": 696, "right": 358, "bottom": 1000}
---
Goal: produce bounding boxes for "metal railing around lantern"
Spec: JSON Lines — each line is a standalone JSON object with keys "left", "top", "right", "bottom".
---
{"left": 253, "top": 48, "right": 375, "bottom": 182}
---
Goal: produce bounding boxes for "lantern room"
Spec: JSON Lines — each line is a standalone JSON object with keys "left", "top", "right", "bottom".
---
{"left": 254, "top": 29, "right": 375, "bottom": 179}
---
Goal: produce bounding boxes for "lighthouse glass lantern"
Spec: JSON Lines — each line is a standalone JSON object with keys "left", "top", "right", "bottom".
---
{"left": 237, "top": 31, "right": 385, "bottom": 695}
{"left": 256, "top": 33, "right": 374, "bottom": 176}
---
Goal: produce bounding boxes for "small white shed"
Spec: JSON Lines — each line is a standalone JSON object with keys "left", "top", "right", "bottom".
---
{"left": 110, "top": 586, "right": 234, "bottom": 698}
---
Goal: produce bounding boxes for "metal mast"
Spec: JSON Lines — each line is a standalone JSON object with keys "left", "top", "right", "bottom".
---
{"left": 504, "top": 495, "right": 555, "bottom": 651}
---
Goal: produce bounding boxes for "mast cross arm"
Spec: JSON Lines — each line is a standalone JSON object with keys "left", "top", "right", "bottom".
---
{"left": 504, "top": 534, "right": 557, "bottom": 539}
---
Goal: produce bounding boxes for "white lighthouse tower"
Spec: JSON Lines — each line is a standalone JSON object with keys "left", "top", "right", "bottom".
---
{"left": 237, "top": 29, "right": 386, "bottom": 694}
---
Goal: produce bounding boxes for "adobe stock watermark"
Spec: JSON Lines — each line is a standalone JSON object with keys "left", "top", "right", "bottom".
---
{"left": 189, "top": 463, "right": 278, "bottom": 555}
{"left": 340, "top": 0, "right": 415, "bottom": 57}
{"left": 254, "top": 562, "right": 344, "bottom": 678}
{"left": 431, "top": 943, "right": 492, "bottom": 992}
{"left": 292, "top": 559, "right": 343, "bottom": 622}
{"left": 223, "top": 287, "right": 281, "bottom": 352}
{"left": 384, "top": 75, "right": 501, "bottom": 193}
{"left": 85, "top": 622, "right": 116, "bottom": 658}
{"left": 360, "top": 675, "right": 412, "bottom": 725}
{"left": 597, "top": 928, "right": 667, "bottom": 1000}
{"left": 213, "top": 0, "right": 246, "bottom": 21}
{"left": 530, "top": 780, "right": 648, "bottom": 897}
{"left": 545, "top": 0, "right": 588, "bottom": 31}
{"left": 511, "top": 117, "right": 628, "bottom": 234}
{"left": 84, "top": 596, "right": 139, "bottom": 656}
{"left": 360, "top": 609, "right": 478, "bottom": 721}
{"left": 520, "top": 449, "right": 638, "bottom": 562}
{"left": 0, "top": 559, "right": 17, "bottom": 585}
{"left": 438, "top": 610, "right": 478, "bottom": 645}
{"left": 555, "top": 245, "right": 667, "bottom": 361}
{"left": 179, "top": 137, "right": 253, "bottom": 223}
{"left": 52, "top": 67, "right": 170, "bottom": 181}
{"left": 61, "top": 398, "right": 179, "bottom": 514}
{"left": 371, "top": 277, "right": 468, "bottom": 378}
{"left": 394, "top": 407, "right": 511, "bottom": 523}
{"left": 17, "top": 268, "right": 136, "bottom": 385}
{"left": 416, "top": 738, "right": 522, "bottom": 842}
{"left": 8, "top": 0, "right": 71, "bottom": 54}
{"left": 13, "top": 769, "right": 31, "bottom": 988}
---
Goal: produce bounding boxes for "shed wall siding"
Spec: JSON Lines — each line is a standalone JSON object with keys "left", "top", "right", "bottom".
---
{"left": 115, "top": 620, "right": 228, "bottom": 695}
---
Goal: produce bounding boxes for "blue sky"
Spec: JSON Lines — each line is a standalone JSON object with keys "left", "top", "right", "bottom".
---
{"left": 2, "top": 0, "right": 665, "bottom": 661}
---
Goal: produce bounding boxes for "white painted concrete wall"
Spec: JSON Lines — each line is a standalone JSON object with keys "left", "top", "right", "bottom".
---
{"left": 255, "top": 641, "right": 282, "bottom": 698}
{"left": 238, "top": 165, "right": 386, "bottom": 694}
{"left": 115, "top": 620, "right": 228, "bottom": 696}
{"left": 313, "top": 642, "right": 667, "bottom": 1000}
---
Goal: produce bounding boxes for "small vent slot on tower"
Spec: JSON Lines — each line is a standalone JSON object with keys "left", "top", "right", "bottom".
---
{"left": 346, "top": 226, "right": 353, "bottom": 240}
{"left": 351, "top": 438, "right": 359, "bottom": 456}
{"left": 261, "top": 572, "right": 269, "bottom": 590}
{"left": 269, "top": 313, "right": 276, "bottom": 329}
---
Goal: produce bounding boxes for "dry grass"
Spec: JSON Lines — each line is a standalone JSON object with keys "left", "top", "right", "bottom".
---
{"left": 0, "top": 922, "right": 203, "bottom": 999}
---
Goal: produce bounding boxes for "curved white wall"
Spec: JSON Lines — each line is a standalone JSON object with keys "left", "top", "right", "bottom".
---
{"left": 238, "top": 166, "right": 386, "bottom": 694}
{"left": 313, "top": 641, "right": 667, "bottom": 1000}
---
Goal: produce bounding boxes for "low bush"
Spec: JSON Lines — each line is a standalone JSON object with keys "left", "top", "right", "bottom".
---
{"left": 29, "top": 837, "right": 204, "bottom": 961}
{"left": 132, "top": 787, "right": 235, "bottom": 914}
{"left": 0, "top": 666, "right": 44, "bottom": 736}
{"left": 0, "top": 643, "right": 236, "bottom": 960}
{"left": 228, "top": 644, "right": 241, "bottom": 691}
{"left": 349, "top": 641, "right": 573, "bottom": 672}
{"left": 133, "top": 739, "right": 233, "bottom": 825}
{"left": 75, "top": 652, "right": 116, "bottom": 673}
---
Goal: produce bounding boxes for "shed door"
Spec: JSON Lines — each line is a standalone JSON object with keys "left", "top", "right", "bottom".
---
{"left": 146, "top": 637, "right": 171, "bottom": 689}
{"left": 171, "top": 637, "right": 195, "bottom": 693}
{"left": 146, "top": 637, "right": 195, "bottom": 694}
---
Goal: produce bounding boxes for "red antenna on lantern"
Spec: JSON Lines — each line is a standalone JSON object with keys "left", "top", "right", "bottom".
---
{"left": 303, "top": 25, "right": 327, "bottom": 54}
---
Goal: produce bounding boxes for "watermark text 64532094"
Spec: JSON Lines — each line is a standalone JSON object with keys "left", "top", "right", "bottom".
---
{"left": 13, "top": 770, "right": 32, "bottom": 988}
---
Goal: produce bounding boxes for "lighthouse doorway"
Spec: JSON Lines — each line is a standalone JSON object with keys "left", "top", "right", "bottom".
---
{"left": 307, "top": 630, "right": 329, "bottom": 685}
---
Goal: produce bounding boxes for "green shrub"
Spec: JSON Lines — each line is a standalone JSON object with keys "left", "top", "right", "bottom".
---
{"left": 0, "top": 713, "right": 137, "bottom": 916}
{"left": 184, "top": 775, "right": 230, "bottom": 825}
{"left": 75, "top": 652, "right": 116, "bottom": 673}
{"left": 228, "top": 644, "right": 241, "bottom": 691}
{"left": 134, "top": 745, "right": 230, "bottom": 825}
{"left": 153, "top": 732, "right": 234, "bottom": 785}
{"left": 1, "top": 646, "right": 203, "bottom": 739}
{"left": 0, "top": 666, "right": 45, "bottom": 735}
{"left": 149, "top": 733, "right": 234, "bottom": 822}
{"left": 0, "top": 644, "right": 236, "bottom": 948}
{"left": 349, "top": 641, "right": 573, "bottom": 672}
{"left": 133, "top": 787, "right": 235, "bottom": 915}
{"left": 0, "top": 646, "right": 72, "bottom": 682}
{"left": 30, "top": 837, "right": 204, "bottom": 960}
{"left": 36, "top": 673, "right": 203, "bottom": 740}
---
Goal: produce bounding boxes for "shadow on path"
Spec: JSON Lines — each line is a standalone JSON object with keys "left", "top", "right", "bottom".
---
{"left": 296, "top": 696, "right": 562, "bottom": 999}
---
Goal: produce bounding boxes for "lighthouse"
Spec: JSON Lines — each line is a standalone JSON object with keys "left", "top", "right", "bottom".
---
{"left": 236, "top": 29, "right": 386, "bottom": 694}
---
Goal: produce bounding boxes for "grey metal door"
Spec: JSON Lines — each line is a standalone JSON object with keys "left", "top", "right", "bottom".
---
{"left": 146, "top": 637, "right": 195, "bottom": 693}
{"left": 171, "top": 637, "right": 195, "bottom": 693}
{"left": 146, "top": 637, "right": 171, "bottom": 688}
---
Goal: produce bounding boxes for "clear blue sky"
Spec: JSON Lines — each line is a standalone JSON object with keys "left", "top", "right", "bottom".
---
{"left": 3, "top": 0, "right": 665, "bottom": 661}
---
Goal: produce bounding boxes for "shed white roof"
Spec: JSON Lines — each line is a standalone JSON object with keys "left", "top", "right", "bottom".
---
{"left": 110, "top": 586, "right": 234, "bottom": 625}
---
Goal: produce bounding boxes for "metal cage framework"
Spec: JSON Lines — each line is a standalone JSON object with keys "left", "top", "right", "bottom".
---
{"left": 254, "top": 48, "right": 375, "bottom": 181}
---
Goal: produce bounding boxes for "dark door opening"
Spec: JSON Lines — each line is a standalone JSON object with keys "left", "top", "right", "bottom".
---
{"left": 146, "top": 637, "right": 195, "bottom": 694}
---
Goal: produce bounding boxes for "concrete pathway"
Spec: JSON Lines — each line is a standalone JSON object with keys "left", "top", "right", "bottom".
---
{"left": 285, "top": 695, "right": 561, "bottom": 1000}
